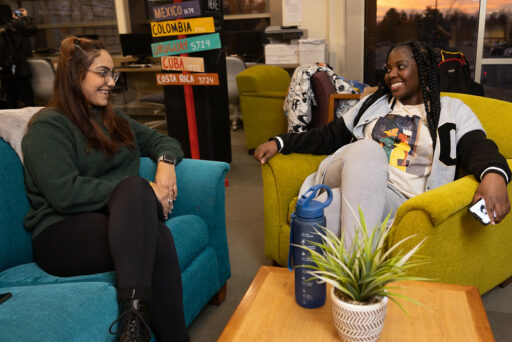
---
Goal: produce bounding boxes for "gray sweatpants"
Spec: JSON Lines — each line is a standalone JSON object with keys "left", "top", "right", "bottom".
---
{"left": 314, "top": 139, "right": 407, "bottom": 247}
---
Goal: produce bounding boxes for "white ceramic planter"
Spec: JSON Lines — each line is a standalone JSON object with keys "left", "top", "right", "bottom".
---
{"left": 330, "top": 287, "right": 388, "bottom": 342}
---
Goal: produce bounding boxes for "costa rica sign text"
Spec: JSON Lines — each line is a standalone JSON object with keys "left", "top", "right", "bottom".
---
{"left": 156, "top": 73, "right": 219, "bottom": 86}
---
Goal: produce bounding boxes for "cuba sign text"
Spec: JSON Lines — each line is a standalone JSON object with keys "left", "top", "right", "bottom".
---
{"left": 161, "top": 56, "right": 205, "bottom": 72}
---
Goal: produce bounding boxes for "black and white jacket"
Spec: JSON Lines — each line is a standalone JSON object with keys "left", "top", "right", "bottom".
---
{"left": 274, "top": 95, "right": 510, "bottom": 191}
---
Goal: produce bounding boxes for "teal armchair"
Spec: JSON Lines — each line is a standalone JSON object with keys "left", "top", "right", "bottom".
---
{"left": 0, "top": 134, "right": 230, "bottom": 341}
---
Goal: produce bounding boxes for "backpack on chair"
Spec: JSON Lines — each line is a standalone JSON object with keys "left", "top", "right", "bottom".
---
{"left": 438, "top": 50, "right": 484, "bottom": 96}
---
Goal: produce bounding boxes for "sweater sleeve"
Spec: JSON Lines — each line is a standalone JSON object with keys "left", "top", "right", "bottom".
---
{"left": 119, "top": 111, "right": 184, "bottom": 165}
{"left": 278, "top": 116, "right": 354, "bottom": 155}
{"left": 22, "top": 118, "right": 117, "bottom": 214}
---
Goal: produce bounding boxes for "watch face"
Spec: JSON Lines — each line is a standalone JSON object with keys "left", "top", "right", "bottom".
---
{"left": 160, "top": 154, "right": 175, "bottom": 164}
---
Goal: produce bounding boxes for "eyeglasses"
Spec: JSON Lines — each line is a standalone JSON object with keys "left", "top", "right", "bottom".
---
{"left": 88, "top": 69, "right": 120, "bottom": 83}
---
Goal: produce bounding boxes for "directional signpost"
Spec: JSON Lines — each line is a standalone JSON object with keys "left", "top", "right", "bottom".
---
{"left": 150, "top": 0, "right": 225, "bottom": 160}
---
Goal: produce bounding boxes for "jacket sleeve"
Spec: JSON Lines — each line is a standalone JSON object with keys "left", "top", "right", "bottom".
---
{"left": 277, "top": 116, "right": 354, "bottom": 155}
{"left": 12, "top": 16, "right": 37, "bottom": 37}
{"left": 457, "top": 130, "right": 511, "bottom": 184}
{"left": 119, "top": 111, "right": 184, "bottom": 165}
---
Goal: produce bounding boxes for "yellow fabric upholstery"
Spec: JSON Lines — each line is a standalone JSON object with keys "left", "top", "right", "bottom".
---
{"left": 236, "top": 65, "right": 290, "bottom": 150}
{"left": 261, "top": 93, "right": 512, "bottom": 294}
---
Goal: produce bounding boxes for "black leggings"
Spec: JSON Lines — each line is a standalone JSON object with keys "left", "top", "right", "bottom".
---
{"left": 33, "top": 176, "right": 188, "bottom": 341}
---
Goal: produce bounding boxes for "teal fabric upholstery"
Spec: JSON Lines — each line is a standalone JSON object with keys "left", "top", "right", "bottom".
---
{"left": 0, "top": 138, "right": 32, "bottom": 271}
{"left": 0, "top": 138, "right": 231, "bottom": 341}
{"left": 1, "top": 282, "right": 118, "bottom": 342}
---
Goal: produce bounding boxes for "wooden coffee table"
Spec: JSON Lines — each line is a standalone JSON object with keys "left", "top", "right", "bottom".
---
{"left": 219, "top": 266, "right": 494, "bottom": 341}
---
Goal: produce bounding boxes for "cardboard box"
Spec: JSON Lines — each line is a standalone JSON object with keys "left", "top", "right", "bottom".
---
{"left": 299, "top": 38, "right": 327, "bottom": 65}
{"left": 265, "top": 44, "right": 299, "bottom": 65}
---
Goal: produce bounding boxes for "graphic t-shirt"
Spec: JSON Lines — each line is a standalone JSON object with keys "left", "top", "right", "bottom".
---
{"left": 363, "top": 100, "right": 433, "bottom": 198}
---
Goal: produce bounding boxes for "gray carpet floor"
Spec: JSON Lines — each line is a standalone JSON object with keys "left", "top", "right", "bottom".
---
{"left": 187, "top": 129, "right": 512, "bottom": 342}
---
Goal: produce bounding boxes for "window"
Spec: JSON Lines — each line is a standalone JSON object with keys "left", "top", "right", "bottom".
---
{"left": 365, "top": 0, "right": 479, "bottom": 85}
{"left": 483, "top": 2, "right": 512, "bottom": 58}
{"left": 479, "top": 0, "right": 512, "bottom": 100}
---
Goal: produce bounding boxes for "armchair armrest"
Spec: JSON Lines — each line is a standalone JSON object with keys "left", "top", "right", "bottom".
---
{"left": 139, "top": 158, "right": 230, "bottom": 281}
{"left": 328, "top": 93, "right": 361, "bottom": 122}
{"left": 139, "top": 157, "right": 229, "bottom": 225}
{"left": 388, "top": 160, "right": 512, "bottom": 293}
{"left": 262, "top": 153, "right": 325, "bottom": 262}
{"left": 393, "top": 174, "right": 479, "bottom": 228}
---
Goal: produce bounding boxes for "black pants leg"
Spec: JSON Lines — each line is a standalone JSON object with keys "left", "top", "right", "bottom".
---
{"left": 150, "top": 225, "right": 188, "bottom": 341}
{"left": 3, "top": 79, "right": 19, "bottom": 109}
{"left": 33, "top": 176, "right": 187, "bottom": 341}
{"left": 18, "top": 76, "right": 34, "bottom": 107}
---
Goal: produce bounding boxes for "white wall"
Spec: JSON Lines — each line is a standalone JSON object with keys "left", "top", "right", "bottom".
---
{"left": 285, "top": 0, "right": 363, "bottom": 81}
{"left": 300, "top": 0, "right": 328, "bottom": 39}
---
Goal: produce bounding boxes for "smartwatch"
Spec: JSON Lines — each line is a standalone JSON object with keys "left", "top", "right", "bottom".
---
{"left": 158, "top": 154, "right": 175, "bottom": 165}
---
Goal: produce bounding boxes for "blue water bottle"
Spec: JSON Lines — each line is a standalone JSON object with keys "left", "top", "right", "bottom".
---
{"left": 288, "top": 184, "right": 333, "bottom": 308}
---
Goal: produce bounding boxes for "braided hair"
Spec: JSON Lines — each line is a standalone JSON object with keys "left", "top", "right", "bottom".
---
{"left": 355, "top": 40, "right": 442, "bottom": 148}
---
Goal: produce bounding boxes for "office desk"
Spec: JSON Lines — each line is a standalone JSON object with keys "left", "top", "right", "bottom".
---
{"left": 117, "top": 64, "right": 161, "bottom": 73}
{"left": 112, "top": 61, "right": 164, "bottom": 120}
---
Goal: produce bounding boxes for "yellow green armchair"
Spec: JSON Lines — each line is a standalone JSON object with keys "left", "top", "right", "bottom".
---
{"left": 261, "top": 93, "right": 512, "bottom": 294}
{"left": 236, "top": 65, "right": 290, "bottom": 151}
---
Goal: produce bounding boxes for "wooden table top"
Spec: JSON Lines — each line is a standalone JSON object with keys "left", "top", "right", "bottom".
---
{"left": 218, "top": 266, "right": 494, "bottom": 342}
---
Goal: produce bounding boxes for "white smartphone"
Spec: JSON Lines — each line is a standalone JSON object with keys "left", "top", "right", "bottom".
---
{"left": 469, "top": 198, "right": 491, "bottom": 225}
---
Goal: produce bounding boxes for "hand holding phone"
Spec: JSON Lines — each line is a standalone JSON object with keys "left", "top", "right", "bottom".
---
{"left": 469, "top": 198, "right": 493, "bottom": 225}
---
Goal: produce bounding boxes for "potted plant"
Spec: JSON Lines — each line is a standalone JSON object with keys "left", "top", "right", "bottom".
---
{"left": 297, "top": 208, "right": 427, "bottom": 342}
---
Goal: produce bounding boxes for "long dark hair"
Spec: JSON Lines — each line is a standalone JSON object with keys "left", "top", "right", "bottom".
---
{"left": 355, "top": 40, "right": 441, "bottom": 148}
{"left": 30, "top": 36, "right": 135, "bottom": 157}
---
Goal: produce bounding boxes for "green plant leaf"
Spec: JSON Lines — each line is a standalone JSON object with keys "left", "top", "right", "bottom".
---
{"left": 293, "top": 206, "right": 430, "bottom": 306}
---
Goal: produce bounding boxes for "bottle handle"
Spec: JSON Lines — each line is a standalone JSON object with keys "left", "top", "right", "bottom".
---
{"left": 297, "top": 184, "right": 333, "bottom": 209}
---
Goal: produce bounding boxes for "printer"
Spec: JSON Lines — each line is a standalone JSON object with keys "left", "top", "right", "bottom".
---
{"left": 264, "top": 26, "right": 304, "bottom": 44}
{"left": 264, "top": 26, "right": 305, "bottom": 65}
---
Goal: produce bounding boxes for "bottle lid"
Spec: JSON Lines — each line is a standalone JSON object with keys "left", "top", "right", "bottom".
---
{"left": 295, "top": 184, "right": 333, "bottom": 219}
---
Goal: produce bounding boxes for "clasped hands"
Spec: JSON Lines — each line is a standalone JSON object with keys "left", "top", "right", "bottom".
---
{"left": 150, "top": 161, "right": 177, "bottom": 219}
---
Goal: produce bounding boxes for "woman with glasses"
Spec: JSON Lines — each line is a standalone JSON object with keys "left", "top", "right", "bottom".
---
{"left": 21, "top": 36, "right": 188, "bottom": 342}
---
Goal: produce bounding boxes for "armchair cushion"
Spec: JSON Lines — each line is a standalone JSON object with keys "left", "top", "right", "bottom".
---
{"left": 0, "top": 107, "right": 43, "bottom": 162}
{"left": 0, "top": 282, "right": 118, "bottom": 342}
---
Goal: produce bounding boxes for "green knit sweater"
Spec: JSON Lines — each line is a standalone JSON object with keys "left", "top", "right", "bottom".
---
{"left": 21, "top": 107, "right": 183, "bottom": 239}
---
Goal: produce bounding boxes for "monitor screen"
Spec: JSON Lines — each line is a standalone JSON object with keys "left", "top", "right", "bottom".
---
{"left": 224, "top": 31, "right": 265, "bottom": 62}
{"left": 119, "top": 33, "right": 153, "bottom": 58}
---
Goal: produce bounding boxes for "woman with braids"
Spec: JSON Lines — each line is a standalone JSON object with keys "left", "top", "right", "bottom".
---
{"left": 21, "top": 36, "right": 188, "bottom": 342}
{"left": 254, "top": 40, "right": 510, "bottom": 246}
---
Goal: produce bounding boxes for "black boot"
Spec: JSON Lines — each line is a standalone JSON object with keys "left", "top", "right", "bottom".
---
{"left": 109, "top": 298, "right": 151, "bottom": 342}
